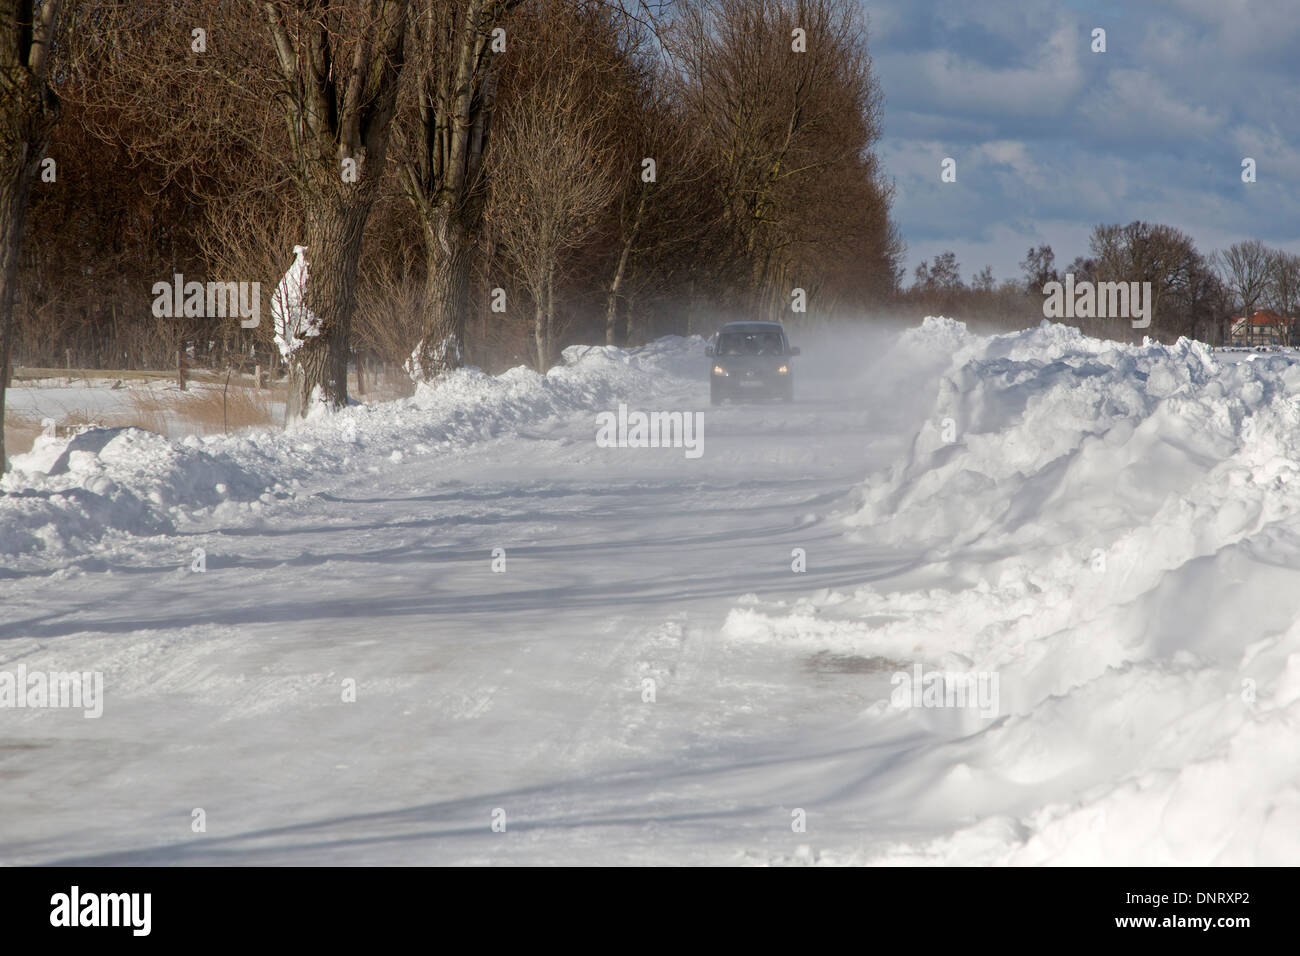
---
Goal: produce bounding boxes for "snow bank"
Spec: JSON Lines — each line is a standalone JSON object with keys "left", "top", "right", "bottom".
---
{"left": 0, "top": 336, "right": 707, "bottom": 558}
{"left": 724, "top": 317, "right": 1300, "bottom": 864}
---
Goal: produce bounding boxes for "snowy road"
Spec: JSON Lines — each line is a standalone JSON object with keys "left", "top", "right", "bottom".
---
{"left": 4, "top": 321, "right": 1300, "bottom": 865}
{"left": 1, "top": 336, "right": 938, "bottom": 865}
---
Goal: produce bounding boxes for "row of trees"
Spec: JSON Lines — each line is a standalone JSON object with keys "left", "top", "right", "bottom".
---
{"left": 899, "top": 224, "right": 1298, "bottom": 344}
{"left": 1211, "top": 240, "right": 1300, "bottom": 333}
{"left": 0, "top": 0, "right": 901, "bottom": 464}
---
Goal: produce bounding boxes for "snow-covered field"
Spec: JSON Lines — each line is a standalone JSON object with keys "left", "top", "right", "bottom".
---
{"left": 2, "top": 318, "right": 1298, "bottom": 865}
{"left": 6, "top": 378, "right": 151, "bottom": 422}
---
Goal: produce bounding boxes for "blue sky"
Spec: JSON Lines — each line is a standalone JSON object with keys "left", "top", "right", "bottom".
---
{"left": 866, "top": 0, "right": 1300, "bottom": 286}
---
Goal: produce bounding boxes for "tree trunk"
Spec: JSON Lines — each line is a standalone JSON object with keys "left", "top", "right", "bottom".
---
{"left": 0, "top": 168, "right": 39, "bottom": 468}
{"left": 401, "top": 0, "right": 519, "bottom": 382}
{"left": 416, "top": 213, "right": 473, "bottom": 377}
{"left": 285, "top": 184, "right": 372, "bottom": 420}
{"left": 625, "top": 288, "right": 638, "bottom": 345}
{"left": 546, "top": 270, "right": 557, "bottom": 368}
{"left": 263, "top": 0, "right": 406, "bottom": 423}
{"left": 0, "top": 1, "right": 60, "bottom": 469}
{"left": 604, "top": 295, "right": 620, "bottom": 347}
{"left": 532, "top": 300, "right": 546, "bottom": 372}
{"left": 606, "top": 188, "right": 647, "bottom": 346}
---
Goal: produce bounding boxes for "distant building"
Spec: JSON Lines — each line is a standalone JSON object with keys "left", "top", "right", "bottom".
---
{"left": 1229, "top": 309, "right": 1294, "bottom": 347}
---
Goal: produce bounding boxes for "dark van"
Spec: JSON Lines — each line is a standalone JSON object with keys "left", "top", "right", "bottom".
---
{"left": 706, "top": 321, "right": 800, "bottom": 405}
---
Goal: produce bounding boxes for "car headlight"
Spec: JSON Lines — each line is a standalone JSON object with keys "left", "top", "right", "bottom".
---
{"left": 777, "top": 365, "right": 789, "bottom": 374}
{"left": 712, "top": 365, "right": 728, "bottom": 376}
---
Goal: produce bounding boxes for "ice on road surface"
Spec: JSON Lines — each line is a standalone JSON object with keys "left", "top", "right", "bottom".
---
{"left": 2, "top": 318, "right": 1298, "bottom": 865}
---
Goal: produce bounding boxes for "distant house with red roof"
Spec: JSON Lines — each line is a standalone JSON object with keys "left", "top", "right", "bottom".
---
{"left": 1229, "top": 309, "right": 1294, "bottom": 347}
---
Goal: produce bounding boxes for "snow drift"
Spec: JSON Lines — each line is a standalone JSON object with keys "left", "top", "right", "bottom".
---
{"left": 0, "top": 337, "right": 707, "bottom": 559}
{"left": 724, "top": 317, "right": 1300, "bottom": 864}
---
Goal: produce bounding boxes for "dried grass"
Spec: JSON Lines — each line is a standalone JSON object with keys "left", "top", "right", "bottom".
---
{"left": 3, "top": 371, "right": 431, "bottom": 460}
{"left": 3, "top": 382, "right": 284, "bottom": 459}
{"left": 129, "top": 383, "right": 281, "bottom": 434}
{"left": 3, "top": 411, "right": 44, "bottom": 460}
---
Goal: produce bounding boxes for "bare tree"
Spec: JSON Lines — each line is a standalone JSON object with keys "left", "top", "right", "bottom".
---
{"left": 1168, "top": 248, "right": 1225, "bottom": 343}
{"left": 1214, "top": 240, "right": 1272, "bottom": 321}
{"left": 3, "top": 0, "right": 902, "bottom": 399}
{"left": 601, "top": 76, "right": 718, "bottom": 344}
{"left": 1089, "top": 221, "right": 1196, "bottom": 339}
{"left": 262, "top": 0, "right": 409, "bottom": 418}
{"left": 1020, "top": 245, "right": 1058, "bottom": 293}
{"left": 39, "top": 1, "right": 295, "bottom": 375}
{"left": 489, "top": 75, "right": 616, "bottom": 369}
{"left": 1269, "top": 249, "right": 1300, "bottom": 315}
{"left": 353, "top": 208, "right": 427, "bottom": 370}
{"left": 667, "top": 0, "right": 890, "bottom": 317}
{"left": 915, "top": 251, "right": 963, "bottom": 292}
{"left": 396, "top": 0, "right": 522, "bottom": 381}
{"left": 1063, "top": 254, "right": 1096, "bottom": 285}
{"left": 0, "top": 0, "right": 61, "bottom": 469}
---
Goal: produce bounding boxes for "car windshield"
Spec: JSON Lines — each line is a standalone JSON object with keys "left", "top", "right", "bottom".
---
{"left": 717, "top": 331, "right": 784, "bottom": 356}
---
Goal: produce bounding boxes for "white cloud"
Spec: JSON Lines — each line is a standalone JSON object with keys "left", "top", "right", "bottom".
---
{"left": 1156, "top": 0, "right": 1300, "bottom": 56}
{"left": 1080, "top": 69, "right": 1222, "bottom": 142}
{"left": 1230, "top": 125, "right": 1300, "bottom": 181}
{"left": 870, "top": 0, "right": 1300, "bottom": 288}
{"left": 877, "top": 23, "right": 1085, "bottom": 116}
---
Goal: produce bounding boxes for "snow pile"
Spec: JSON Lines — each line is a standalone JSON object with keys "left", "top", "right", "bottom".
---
{"left": 723, "top": 317, "right": 1300, "bottom": 864}
{"left": 0, "top": 336, "right": 708, "bottom": 558}
{"left": 855, "top": 320, "right": 1217, "bottom": 547}
{"left": 0, "top": 428, "right": 264, "bottom": 556}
